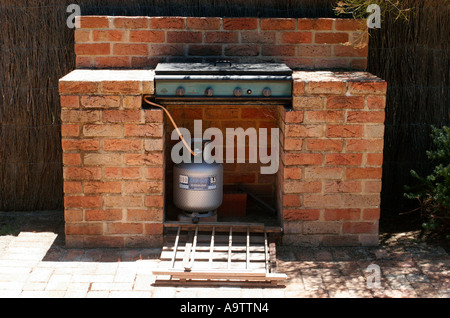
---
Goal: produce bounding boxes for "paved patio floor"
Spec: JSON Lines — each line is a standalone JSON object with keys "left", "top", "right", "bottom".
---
{"left": 0, "top": 212, "right": 448, "bottom": 298}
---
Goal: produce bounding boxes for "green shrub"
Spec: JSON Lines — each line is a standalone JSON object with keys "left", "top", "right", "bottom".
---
{"left": 404, "top": 126, "right": 450, "bottom": 237}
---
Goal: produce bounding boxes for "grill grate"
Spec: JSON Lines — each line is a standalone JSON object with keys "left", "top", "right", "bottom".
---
{"left": 152, "top": 223, "right": 287, "bottom": 287}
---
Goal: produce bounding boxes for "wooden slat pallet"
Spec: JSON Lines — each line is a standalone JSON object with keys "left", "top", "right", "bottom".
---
{"left": 152, "top": 222, "right": 287, "bottom": 287}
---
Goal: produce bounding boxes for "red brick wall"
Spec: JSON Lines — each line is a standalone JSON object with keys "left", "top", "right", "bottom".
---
{"left": 279, "top": 71, "right": 386, "bottom": 246}
{"left": 59, "top": 16, "right": 386, "bottom": 248}
{"left": 74, "top": 16, "right": 367, "bottom": 70}
{"left": 59, "top": 69, "right": 386, "bottom": 247}
{"left": 59, "top": 70, "right": 164, "bottom": 248}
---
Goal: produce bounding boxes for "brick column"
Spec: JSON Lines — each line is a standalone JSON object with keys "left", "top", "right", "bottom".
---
{"left": 280, "top": 71, "right": 386, "bottom": 246}
{"left": 59, "top": 70, "right": 164, "bottom": 248}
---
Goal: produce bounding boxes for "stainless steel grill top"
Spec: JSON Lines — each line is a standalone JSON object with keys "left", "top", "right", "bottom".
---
{"left": 155, "top": 62, "right": 292, "bottom": 76}
{"left": 154, "top": 62, "right": 293, "bottom": 100}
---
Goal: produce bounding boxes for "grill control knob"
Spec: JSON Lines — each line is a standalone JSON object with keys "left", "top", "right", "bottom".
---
{"left": 233, "top": 87, "right": 242, "bottom": 97}
{"left": 205, "top": 87, "right": 214, "bottom": 97}
{"left": 175, "top": 87, "right": 185, "bottom": 96}
{"left": 262, "top": 87, "right": 272, "bottom": 97}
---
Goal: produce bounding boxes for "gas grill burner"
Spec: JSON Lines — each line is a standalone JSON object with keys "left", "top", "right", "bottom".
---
{"left": 154, "top": 61, "right": 293, "bottom": 102}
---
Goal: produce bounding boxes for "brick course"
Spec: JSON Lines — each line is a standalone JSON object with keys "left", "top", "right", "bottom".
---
{"left": 73, "top": 16, "right": 367, "bottom": 70}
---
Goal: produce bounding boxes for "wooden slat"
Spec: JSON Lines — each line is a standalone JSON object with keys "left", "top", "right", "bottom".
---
{"left": 269, "top": 237, "right": 277, "bottom": 274}
{"left": 156, "top": 269, "right": 266, "bottom": 276}
{"left": 246, "top": 226, "right": 250, "bottom": 270}
{"left": 171, "top": 226, "right": 181, "bottom": 268}
{"left": 164, "top": 221, "right": 281, "bottom": 233}
{"left": 165, "top": 233, "right": 265, "bottom": 244}
{"left": 153, "top": 268, "right": 285, "bottom": 277}
{"left": 162, "top": 245, "right": 265, "bottom": 254}
{"left": 161, "top": 251, "right": 267, "bottom": 263}
{"left": 152, "top": 270, "right": 287, "bottom": 281}
{"left": 264, "top": 229, "right": 269, "bottom": 274}
{"left": 209, "top": 226, "right": 215, "bottom": 268}
{"left": 227, "top": 226, "right": 232, "bottom": 270}
{"left": 182, "top": 231, "right": 194, "bottom": 270}
{"left": 153, "top": 279, "right": 285, "bottom": 288}
{"left": 186, "top": 226, "right": 198, "bottom": 271}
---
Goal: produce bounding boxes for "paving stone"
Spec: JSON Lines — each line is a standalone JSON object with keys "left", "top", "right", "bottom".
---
{"left": 0, "top": 289, "right": 22, "bottom": 298}
{"left": 64, "top": 290, "right": 88, "bottom": 298}
{"left": 86, "top": 290, "right": 110, "bottom": 298}
{"left": 437, "top": 289, "right": 450, "bottom": 298}
{"left": 328, "top": 289, "right": 353, "bottom": 298}
{"left": 331, "top": 249, "right": 352, "bottom": 261}
{"left": 344, "top": 275, "right": 367, "bottom": 290}
{"left": 91, "top": 282, "right": 134, "bottom": 291}
{"left": 409, "top": 282, "right": 440, "bottom": 298}
{"left": 62, "top": 249, "right": 85, "bottom": 261}
{"left": 301, "top": 274, "right": 325, "bottom": 291}
{"left": 385, "top": 274, "right": 414, "bottom": 290}
{"left": 46, "top": 274, "right": 72, "bottom": 291}
{"left": 109, "top": 290, "right": 152, "bottom": 298}
{"left": 133, "top": 274, "right": 155, "bottom": 291}
{"left": 348, "top": 288, "right": 375, "bottom": 298}
{"left": 28, "top": 267, "right": 54, "bottom": 282}
{"left": 373, "top": 248, "right": 389, "bottom": 259}
{"left": 25, "top": 290, "right": 67, "bottom": 298}
{"left": 80, "top": 249, "right": 103, "bottom": 262}
{"left": 0, "top": 236, "right": 14, "bottom": 258}
{"left": 240, "top": 288, "right": 266, "bottom": 298}
{"left": 0, "top": 227, "right": 448, "bottom": 298}
{"left": 406, "top": 273, "right": 430, "bottom": 283}
{"left": 314, "top": 250, "right": 333, "bottom": 261}
{"left": 96, "top": 262, "right": 118, "bottom": 275}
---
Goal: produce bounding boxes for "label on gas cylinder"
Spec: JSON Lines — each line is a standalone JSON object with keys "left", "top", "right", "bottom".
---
{"left": 179, "top": 175, "right": 217, "bottom": 191}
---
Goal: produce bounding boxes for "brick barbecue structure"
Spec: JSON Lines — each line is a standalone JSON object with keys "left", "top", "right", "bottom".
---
{"left": 59, "top": 16, "right": 386, "bottom": 248}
